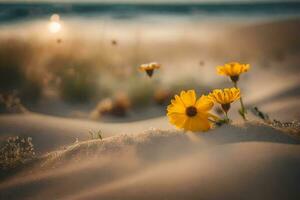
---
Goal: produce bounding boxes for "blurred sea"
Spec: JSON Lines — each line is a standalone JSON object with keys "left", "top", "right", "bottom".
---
{"left": 0, "top": 2, "right": 300, "bottom": 24}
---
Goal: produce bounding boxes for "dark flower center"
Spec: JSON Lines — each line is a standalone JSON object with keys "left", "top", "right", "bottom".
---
{"left": 230, "top": 75, "right": 239, "bottom": 82}
{"left": 221, "top": 103, "right": 231, "bottom": 113}
{"left": 146, "top": 69, "right": 154, "bottom": 77}
{"left": 186, "top": 106, "right": 197, "bottom": 117}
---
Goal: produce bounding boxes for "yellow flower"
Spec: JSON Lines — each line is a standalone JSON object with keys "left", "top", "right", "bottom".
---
{"left": 209, "top": 88, "right": 240, "bottom": 113}
{"left": 217, "top": 62, "right": 250, "bottom": 82}
{"left": 167, "top": 90, "right": 216, "bottom": 132}
{"left": 139, "top": 62, "right": 160, "bottom": 77}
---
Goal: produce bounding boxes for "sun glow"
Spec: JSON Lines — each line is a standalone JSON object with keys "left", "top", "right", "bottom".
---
{"left": 48, "top": 21, "right": 61, "bottom": 33}
{"left": 48, "top": 14, "right": 62, "bottom": 33}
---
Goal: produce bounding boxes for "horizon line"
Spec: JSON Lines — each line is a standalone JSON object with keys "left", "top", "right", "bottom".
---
{"left": 1, "top": 0, "right": 300, "bottom": 4}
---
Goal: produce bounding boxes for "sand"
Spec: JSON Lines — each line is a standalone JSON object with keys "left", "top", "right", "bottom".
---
{"left": 0, "top": 113, "right": 173, "bottom": 153}
{"left": 0, "top": 125, "right": 299, "bottom": 200}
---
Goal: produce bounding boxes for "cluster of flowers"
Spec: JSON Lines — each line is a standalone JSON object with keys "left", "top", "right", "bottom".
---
{"left": 140, "top": 62, "right": 250, "bottom": 132}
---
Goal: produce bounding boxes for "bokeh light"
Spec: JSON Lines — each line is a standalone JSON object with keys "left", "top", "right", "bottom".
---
{"left": 48, "top": 21, "right": 61, "bottom": 33}
{"left": 50, "top": 14, "right": 60, "bottom": 22}
{"left": 48, "top": 14, "right": 62, "bottom": 33}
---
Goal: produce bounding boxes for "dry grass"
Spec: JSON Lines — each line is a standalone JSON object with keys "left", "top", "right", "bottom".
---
{"left": 0, "top": 136, "right": 35, "bottom": 170}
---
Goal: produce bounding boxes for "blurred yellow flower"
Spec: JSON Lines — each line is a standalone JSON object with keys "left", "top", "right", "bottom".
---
{"left": 167, "top": 90, "right": 216, "bottom": 132}
{"left": 209, "top": 88, "right": 240, "bottom": 113}
{"left": 139, "top": 62, "right": 160, "bottom": 77}
{"left": 217, "top": 62, "right": 250, "bottom": 82}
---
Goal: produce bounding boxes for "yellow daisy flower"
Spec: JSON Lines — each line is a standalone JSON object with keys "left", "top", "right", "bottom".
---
{"left": 217, "top": 62, "right": 250, "bottom": 82}
{"left": 139, "top": 62, "right": 160, "bottom": 77}
{"left": 167, "top": 90, "right": 216, "bottom": 132}
{"left": 209, "top": 88, "right": 240, "bottom": 113}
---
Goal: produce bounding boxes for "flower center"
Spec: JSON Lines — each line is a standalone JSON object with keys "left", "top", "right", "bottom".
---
{"left": 186, "top": 106, "right": 197, "bottom": 117}
{"left": 230, "top": 75, "right": 239, "bottom": 82}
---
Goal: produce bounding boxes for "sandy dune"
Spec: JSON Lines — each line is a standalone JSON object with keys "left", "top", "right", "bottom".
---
{"left": 0, "top": 125, "right": 299, "bottom": 200}
{"left": 0, "top": 113, "right": 173, "bottom": 153}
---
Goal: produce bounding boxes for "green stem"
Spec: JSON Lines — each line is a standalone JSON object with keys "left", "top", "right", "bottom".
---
{"left": 234, "top": 82, "right": 247, "bottom": 121}
{"left": 208, "top": 118, "right": 217, "bottom": 124}
{"left": 224, "top": 111, "right": 230, "bottom": 123}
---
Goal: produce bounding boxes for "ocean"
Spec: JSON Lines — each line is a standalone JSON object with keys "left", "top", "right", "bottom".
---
{"left": 0, "top": 2, "right": 300, "bottom": 24}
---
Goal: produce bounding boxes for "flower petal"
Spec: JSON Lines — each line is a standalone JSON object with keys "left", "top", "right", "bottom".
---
{"left": 209, "top": 88, "right": 240, "bottom": 104}
{"left": 180, "top": 90, "right": 197, "bottom": 107}
{"left": 167, "top": 99, "right": 185, "bottom": 114}
{"left": 167, "top": 112, "right": 188, "bottom": 129}
{"left": 195, "top": 95, "right": 214, "bottom": 111}
{"left": 217, "top": 66, "right": 226, "bottom": 75}
{"left": 183, "top": 113, "right": 211, "bottom": 132}
{"left": 216, "top": 62, "right": 250, "bottom": 77}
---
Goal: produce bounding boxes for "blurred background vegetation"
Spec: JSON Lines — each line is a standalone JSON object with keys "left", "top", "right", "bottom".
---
{"left": 0, "top": 33, "right": 211, "bottom": 120}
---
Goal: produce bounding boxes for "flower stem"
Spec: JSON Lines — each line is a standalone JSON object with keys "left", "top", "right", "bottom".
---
{"left": 234, "top": 82, "right": 247, "bottom": 121}
{"left": 224, "top": 111, "right": 230, "bottom": 123}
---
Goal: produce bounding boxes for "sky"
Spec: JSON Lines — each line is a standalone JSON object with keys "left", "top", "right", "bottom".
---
{"left": 0, "top": 0, "right": 299, "bottom": 3}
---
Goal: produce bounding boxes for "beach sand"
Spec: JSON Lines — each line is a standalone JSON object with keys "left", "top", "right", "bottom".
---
{"left": 0, "top": 122, "right": 299, "bottom": 200}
